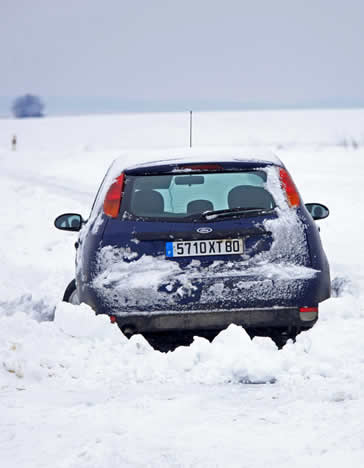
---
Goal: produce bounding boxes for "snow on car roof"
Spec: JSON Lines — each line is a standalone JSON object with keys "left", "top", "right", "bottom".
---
{"left": 111, "top": 147, "right": 283, "bottom": 174}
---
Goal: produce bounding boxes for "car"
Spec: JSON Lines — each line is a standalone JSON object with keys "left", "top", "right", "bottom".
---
{"left": 55, "top": 152, "right": 330, "bottom": 349}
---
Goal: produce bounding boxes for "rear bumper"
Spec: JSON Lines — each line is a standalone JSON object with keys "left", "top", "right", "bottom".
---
{"left": 87, "top": 270, "right": 330, "bottom": 318}
{"left": 111, "top": 307, "right": 317, "bottom": 334}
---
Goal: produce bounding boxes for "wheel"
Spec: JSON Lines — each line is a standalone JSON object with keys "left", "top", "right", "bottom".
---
{"left": 63, "top": 279, "right": 80, "bottom": 305}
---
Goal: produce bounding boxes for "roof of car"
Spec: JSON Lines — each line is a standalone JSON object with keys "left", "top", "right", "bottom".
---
{"left": 114, "top": 148, "right": 283, "bottom": 173}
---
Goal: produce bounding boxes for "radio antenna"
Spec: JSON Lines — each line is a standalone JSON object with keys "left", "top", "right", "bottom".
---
{"left": 189, "top": 110, "right": 193, "bottom": 148}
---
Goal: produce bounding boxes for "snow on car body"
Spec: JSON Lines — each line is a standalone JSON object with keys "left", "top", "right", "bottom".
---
{"left": 55, "top": 151, "right": 331, "bottom": 347}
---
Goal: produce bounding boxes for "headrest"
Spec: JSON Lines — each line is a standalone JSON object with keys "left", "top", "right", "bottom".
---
{"left": 228, "top": 185, "right": 274, "bottom": 210}
{"left": 187, "top": 199, "right": 214, "bottom": 214}
{"left": 131, "top": 190, "right": 164, "bottom": 214}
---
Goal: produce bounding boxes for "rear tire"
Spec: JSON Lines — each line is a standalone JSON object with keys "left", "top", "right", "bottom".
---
{"left": 63, "top": 279, "right": 80, "bottom": 305}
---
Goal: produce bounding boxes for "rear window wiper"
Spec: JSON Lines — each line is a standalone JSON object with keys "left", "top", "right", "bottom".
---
{"left": 198, "top": 207, "right": 273, "bottom": 220}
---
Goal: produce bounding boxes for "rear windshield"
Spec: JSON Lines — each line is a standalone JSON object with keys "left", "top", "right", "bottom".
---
{"left": 121, "top": 171, "right": 275, "bottom": 220}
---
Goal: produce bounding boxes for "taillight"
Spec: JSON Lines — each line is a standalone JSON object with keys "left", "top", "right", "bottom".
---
{"left": 103, "top": 173, "right": 125, "bottom": 218}
{"left": 299, "top": 307, "right": 318, "bottom": 313}
{"left": 299, "top": 306, "right": 318, "bottom": 322}
{"left": 279, "top": 168, "right": 300, "bottom": 207}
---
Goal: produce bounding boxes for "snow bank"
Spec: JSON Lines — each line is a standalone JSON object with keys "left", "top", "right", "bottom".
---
{"left": 2, "top": 294, "right": 363, "bottom": 392}
{"left": 1, "top": 303, "right": 277, "bottom": 386}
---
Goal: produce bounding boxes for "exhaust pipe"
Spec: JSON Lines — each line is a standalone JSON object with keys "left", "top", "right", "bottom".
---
{"left": 121, "top": 325, "right": 137, "bottom": 338}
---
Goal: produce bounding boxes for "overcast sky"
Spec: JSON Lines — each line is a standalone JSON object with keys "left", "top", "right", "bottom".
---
{"left": 1, "top": 0, "right": 364, "bottom": 114}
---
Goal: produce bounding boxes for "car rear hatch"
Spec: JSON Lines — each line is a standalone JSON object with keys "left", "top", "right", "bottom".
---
{"left": 92, "top": 161, "right": 313, "bottom": 313}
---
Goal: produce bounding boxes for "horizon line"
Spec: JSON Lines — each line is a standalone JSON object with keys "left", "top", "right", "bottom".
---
{"left": 1, "top": 100, "right": 364, "bottom": 119}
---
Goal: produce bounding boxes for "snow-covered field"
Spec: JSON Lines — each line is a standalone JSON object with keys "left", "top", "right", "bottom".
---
{"left": 1, "top": 109, "right": 364, "bottom": 467}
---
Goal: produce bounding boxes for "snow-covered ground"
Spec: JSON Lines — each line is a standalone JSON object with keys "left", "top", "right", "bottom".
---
{"left": 1, "top": 109, "right": 363, "bottom": 467}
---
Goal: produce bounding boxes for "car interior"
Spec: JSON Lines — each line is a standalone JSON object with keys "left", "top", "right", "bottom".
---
{"left": 129, "top": 183, "right": 275, "bottom": 218}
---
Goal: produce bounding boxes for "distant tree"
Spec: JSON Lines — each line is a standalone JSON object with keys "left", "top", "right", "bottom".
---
{"left": 12, "top": 94, "right": 45, "bottom": 118}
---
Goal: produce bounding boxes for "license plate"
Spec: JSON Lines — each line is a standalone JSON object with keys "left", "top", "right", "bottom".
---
{"left": 165, "top": 239, "right": 243, "bottom": 257}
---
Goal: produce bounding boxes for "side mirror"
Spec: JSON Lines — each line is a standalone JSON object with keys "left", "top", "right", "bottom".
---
{"left": 305, "top": 203, "right": 329, "bottom": 221}
{"left": 54, "top": 213, "right": 84, "bottom": 231}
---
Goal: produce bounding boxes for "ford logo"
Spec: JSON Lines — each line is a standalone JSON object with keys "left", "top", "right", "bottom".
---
{"left": 196, "top": 227, "right": 213, "bottom": 234}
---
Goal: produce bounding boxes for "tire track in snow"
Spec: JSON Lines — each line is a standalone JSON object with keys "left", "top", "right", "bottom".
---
{"left": 2, "top": 167, "right": 95, "bottom": 204}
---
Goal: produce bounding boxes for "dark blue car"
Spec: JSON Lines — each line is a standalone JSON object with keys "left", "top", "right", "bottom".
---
{"left": 55, "top": 153, "right": 330, "bottom": 348}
